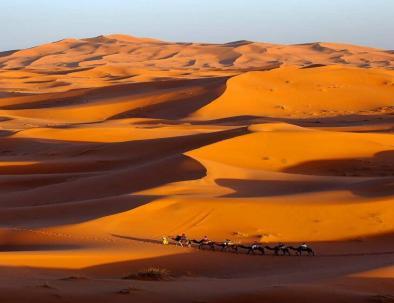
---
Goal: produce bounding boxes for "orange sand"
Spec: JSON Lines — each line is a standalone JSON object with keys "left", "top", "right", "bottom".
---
{"left": 0, "top": 34, "right": 393, "bottom": 302}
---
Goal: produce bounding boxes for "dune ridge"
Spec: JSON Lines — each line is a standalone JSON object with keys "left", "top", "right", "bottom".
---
{"left": 0, "top": 34, "right": 393, "bottom": 93}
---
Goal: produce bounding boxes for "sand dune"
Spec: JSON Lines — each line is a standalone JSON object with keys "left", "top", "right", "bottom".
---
{"left": 188, "top": 123, "right": 394, "bottom": 175}
{"left": 0, "top": 34, "right": 393, "bottom": 93}
{"left": 0, "top": 34, "right": 393, "bottom": 302}
{"left": 193, "top": 66, "right": 394, "bottom": 119}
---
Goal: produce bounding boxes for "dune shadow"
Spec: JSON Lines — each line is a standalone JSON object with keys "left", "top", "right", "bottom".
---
{"left": 0, "top": 130, "right": 14, "bottom": 137}
{"left": 0, "top": 126, "right": 248, "bottom": 169}
{"left": 0, "top": 49, "right": 19, "bottom": 58}
{"left": 0, "top": 127, "right": 248, "bottom": 210}
{"left": 0, "top": 244, "right": 82, "bottom": 252}
{"left": 0, "top": 116, "right": 13, "bottom": 122}
{"left": 108, "top": 76, "right": 229, "bottom": 120}
{"left": 0, "top": 76, "right": 228, "bottom": 112}
{"left": 216, "top": 178, "right": 345, "bottom": 198}
{"left": 301, "top": 63, "right": 327, "bottom": 69}
{"left": 36, "top": 66, "right": 96, "bottom": 75}
{"left": 224, "top": 40, "right": 254, "bottom": 47}
{"left": 82, "top": 240, "right": 394, "bottom": 282}
{"left": 0, "top": 127, "right": 248, "bottom": 174}
{"left": 217, "top": 177, "right": 394, "bottom": 199}
{"left": 283, "top": 150, "right": 394, "bottom": 178}
{"left": 0, "top": 194, "right": 161, "bottom": 227}
{"left": 111, "top": 234, "right": 162, "bottom": 245}
{"left": 188, "top": 113, "right": 394, "bottom": 129}
{"left": 350, "top": 177, "right": 394, "bottom": 198}
{"left": 0, "top": 153, "right": 205, "bottom": 208}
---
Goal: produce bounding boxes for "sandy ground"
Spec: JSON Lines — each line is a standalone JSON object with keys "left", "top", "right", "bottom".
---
{"left": 0, "top": 34, "right": 393, "bottom": 302}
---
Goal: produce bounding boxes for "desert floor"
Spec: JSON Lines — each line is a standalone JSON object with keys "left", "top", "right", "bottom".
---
{"left": 0, "top": 35, "right": 393, "bottom": 302}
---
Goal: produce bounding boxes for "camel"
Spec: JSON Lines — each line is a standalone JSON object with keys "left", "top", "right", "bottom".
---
{"left": 213, "top": 240, "right": 239, "bottom": 253}
{"left": 190, "top": 239, "right": 215, "bottom": 250}
{"left": 171, "top": 235, "right": 191, "bottom": 247}
{"left": 170, "top": 236, "right": 314, "bottom": 257}
{"left": 235, "top": 244, "right": 265, "bottom": 255}
{"left": 250, "top": 244, "right": 265, "bottom": 255}
{"left": 289, "top": 245, "right": 315, "bottom": 256}
{"left": 265, "top": 245, "right": 291, "bottom": 256}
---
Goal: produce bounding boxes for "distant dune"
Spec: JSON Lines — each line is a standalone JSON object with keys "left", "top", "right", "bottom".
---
{"left": 0, "top": 34, "right": 393, "bottom": 93}
{"left": 0, "top": 34, "right": 393, "bottom": 303}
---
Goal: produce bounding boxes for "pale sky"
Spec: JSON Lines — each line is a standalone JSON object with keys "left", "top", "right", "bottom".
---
{"left": 1, "top": 0, "right": 394, "bottom": 51}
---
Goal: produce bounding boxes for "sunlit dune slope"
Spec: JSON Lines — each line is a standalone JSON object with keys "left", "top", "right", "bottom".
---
{"left": 59, "top": 192, "right": 394, "bottom": 243}
{"left": 188, "top": 123, "right": 394, "bottom": 176}
{"left": 192, "top": 66, "right": 394, "bottom": 119}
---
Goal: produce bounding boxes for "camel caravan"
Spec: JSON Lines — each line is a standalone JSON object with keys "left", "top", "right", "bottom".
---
{"left": 162, "top": 234, "right": 315, "bottom": 256}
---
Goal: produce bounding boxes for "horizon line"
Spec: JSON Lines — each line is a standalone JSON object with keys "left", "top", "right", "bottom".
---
{"left": 1, "top": 33, "right": 392, "bottom": 53}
